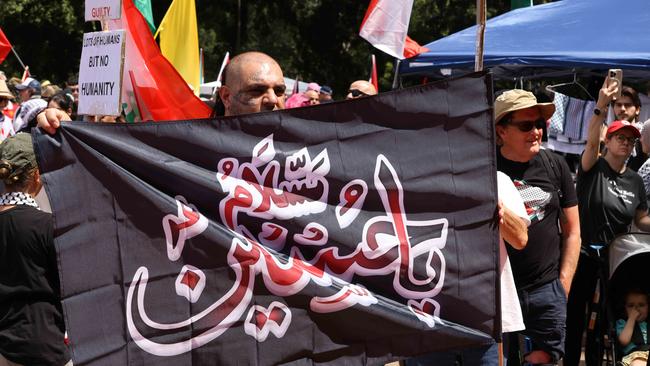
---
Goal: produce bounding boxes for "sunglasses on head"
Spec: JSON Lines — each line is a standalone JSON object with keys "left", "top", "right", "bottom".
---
{"left": 504, "top": 118, "right": 546, "bottom": 132}
{"left": 348, "top": 89, "right": 369, "bottom": 97}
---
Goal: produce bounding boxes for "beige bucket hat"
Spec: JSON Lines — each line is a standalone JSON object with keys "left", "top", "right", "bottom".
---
{"left": 494, "top": 89, "right": 555, "bottom": 124}
{"left": 0, "top": 79, "right": 14, "bottom": 100}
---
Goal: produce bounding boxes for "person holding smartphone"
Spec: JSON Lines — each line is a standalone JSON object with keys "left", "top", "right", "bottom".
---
{"left": 564, "top": 75, "right": 650, "bottom": 366}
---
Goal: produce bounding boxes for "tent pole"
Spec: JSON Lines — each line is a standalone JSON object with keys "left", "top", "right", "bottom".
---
{"left": 475, "top": 0, "right": 487, "bottom": 72}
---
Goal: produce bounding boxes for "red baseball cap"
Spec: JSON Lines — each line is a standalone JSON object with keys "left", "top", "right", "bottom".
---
{"left": 607, "top": 120, "right": 640, "bottom": 138}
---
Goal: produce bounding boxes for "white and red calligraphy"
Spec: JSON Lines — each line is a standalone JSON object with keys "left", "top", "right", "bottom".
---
{"left": 126, "top": 136, "right": 448, "bottom": 356}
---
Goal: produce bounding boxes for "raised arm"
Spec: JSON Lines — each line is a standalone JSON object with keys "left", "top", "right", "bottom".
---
{"left": 581, "top": 77, "right": 618, "bottom": 172}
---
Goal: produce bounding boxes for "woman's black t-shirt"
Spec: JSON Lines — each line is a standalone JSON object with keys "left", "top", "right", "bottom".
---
{"left": 0, "top": 205, "right": 70, "bottom": 366}
{"left": 577, "top": 156, "right": 648, "bottom": 245}
{"left": 497, "top": 149, "right": 578, "bottom": 291}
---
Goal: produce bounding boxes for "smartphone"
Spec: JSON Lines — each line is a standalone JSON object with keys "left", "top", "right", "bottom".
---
{"left": 608, "top": 69, "right": 623, "bottom": 98}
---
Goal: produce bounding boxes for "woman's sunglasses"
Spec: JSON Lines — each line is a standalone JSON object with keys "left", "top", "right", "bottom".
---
{"left": 504, "top": 118, "right": 546, "bottom": 132}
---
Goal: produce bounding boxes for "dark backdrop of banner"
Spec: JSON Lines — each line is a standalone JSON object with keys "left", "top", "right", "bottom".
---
{"left": 34, "top": 72, "right": 499, "bottom": 366}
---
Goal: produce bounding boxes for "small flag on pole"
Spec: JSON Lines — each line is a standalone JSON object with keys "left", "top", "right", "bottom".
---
{"left": 291, "top": 75, "right": 301, "bottom": 96}
{"left": 21, "top": 66, "right": 30, "bottom": 82}
{"left": 210, "top": 52, "right": 230, "bottom": 100}
{"left": 0, "top": 28, "right": 11, "bottom": 64}
{"left": 403, "top": 35, "right": 429, "bottom": 58}
{"left": 369, "top": 54, "right": 378, "bottom": 92}
{"left": 216, "top": 52, "right": 230, "bottom": 86}
{"left": 359, "top": 0, "right": 428, "bottom": 59}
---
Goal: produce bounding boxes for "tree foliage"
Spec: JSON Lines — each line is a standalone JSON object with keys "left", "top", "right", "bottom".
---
{"left": 0, "top": 0, "right": 552, "bottom": 98}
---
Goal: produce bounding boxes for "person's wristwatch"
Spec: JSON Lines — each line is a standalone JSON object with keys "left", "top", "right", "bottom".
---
{"left": 593, "top": 106, "right": 606, "bottom": 116}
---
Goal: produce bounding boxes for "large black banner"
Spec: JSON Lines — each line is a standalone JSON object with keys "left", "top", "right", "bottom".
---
{"left": 34, "top": 72, "right": 498, "bottom": 365}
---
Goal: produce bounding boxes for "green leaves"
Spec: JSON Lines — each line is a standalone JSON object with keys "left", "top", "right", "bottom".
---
{"left": 0, "top": 0, "right": 553, "bottom": 96}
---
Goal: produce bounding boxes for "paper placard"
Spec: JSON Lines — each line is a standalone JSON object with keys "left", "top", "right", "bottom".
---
{"left": 85, "top": 0, "right": 121, "bottom": 21}
{"left": 78, "top": 30, "right": 125, "bottom": 116}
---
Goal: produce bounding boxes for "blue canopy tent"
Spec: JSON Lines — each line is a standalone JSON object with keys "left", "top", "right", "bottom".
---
{"left": 399, "top": 0, "right": 650, "bottom": 80}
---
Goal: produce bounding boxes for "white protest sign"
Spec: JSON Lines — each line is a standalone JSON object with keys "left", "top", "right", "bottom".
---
{"left": 85, "top": 0, "right": 121, "bottom": 21}
{"left": 78, "top": 30, "right": 125, "bottom": 116}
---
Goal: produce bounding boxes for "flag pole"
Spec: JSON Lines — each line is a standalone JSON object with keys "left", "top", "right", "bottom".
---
{"left": 216, "top": 51, "right": 230, "bottom": 84}
{"left": 199, "top": 48, "right": 204, "bottom": 84}
{"left": 10, "top": 47, "right": 26, "bottom": 70}
{"left": 475, "top": 0, "right": 487, "bottom": 71}
{"left": 291, "top": 75, "right": 300, "bottom": 96}
{"left": 212, "top": 51, "right": 230, "bottom": 100}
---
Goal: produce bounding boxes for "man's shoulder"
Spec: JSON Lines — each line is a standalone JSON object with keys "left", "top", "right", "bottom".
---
{"left": 535, "top": 148, "right": 569, "bottom": 168}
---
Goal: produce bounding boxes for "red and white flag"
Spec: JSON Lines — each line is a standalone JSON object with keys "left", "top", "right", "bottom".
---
{"left": 20, "top": 66, "right": 30, "bottom": 82}
{"left": 359, "top": 0, "right": 428, "bottom": 59}
{"left": 403, "top": 35, "right": 429, "bottom": 58}
{"left": 216, "top": 52, "right": 230, "bottom": 86}
{"left": 369, "top": 54, "right": 378, "bottom": 92}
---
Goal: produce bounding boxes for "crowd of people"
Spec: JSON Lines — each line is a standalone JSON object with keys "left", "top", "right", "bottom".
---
{"left": 283, "top": 79, "right": 377, "bottom": 108}
{"left": 1, "top": 51, "right": 650, "bottom": 366}
{"left": 0, "top": 72, "right": 79, "bottom": 142}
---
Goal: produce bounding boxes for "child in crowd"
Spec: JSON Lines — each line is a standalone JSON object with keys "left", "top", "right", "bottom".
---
{"left": 617, "top": 288, "right": 649, "bottom": 366}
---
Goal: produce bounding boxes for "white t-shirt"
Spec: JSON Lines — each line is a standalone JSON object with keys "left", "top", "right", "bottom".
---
{"left": 497, "top": 171, "right": 530, "bottom": 333}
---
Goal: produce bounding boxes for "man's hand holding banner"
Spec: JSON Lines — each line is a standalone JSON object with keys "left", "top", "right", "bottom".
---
{"left": 34, "top": 72, "right": 499, "bottom": 365}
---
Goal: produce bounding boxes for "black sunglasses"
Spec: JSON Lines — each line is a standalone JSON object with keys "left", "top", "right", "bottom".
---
{"left": 348, "top": 89, "right": 369, "bottom": 97}
{"left": 504, "top": 118, "right": 546, "bottom": 132}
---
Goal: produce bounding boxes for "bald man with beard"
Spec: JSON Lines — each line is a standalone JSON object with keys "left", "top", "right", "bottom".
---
{"left": 217, "top": 52, "right": 287, "bottom": 116}
{"left": 36, "top": 52, "right": 288, "bottom": 132}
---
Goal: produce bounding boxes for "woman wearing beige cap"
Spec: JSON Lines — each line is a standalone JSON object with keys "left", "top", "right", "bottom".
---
{"left": 0, "top": 133, "right": 72, "bottom": 366}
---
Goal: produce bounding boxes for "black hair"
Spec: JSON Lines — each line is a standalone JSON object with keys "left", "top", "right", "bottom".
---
{"left": 621, "top": 86, "right": 641, "bottom": 108}
{"left": 66, "top": 73, "right": 79, "bottom": 87}
{"left": 49, "top": 91, "right": 74, "bottom": 112}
